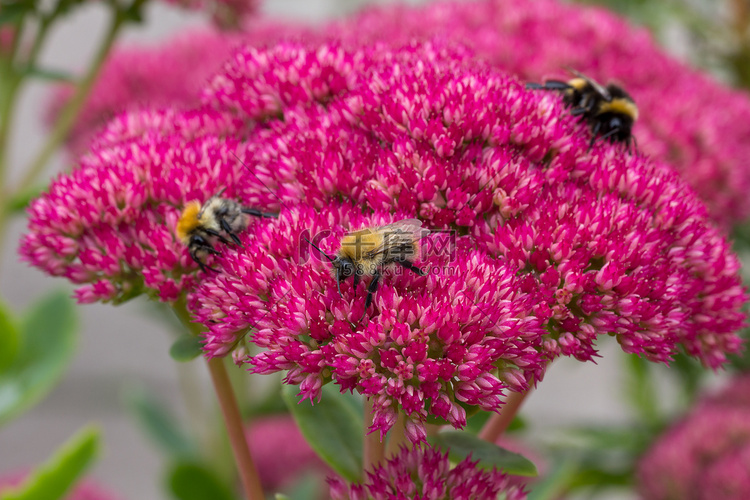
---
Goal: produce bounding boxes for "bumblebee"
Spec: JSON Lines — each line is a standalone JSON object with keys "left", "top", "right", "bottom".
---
{"left": 526, "top": 70, "right": 638, "bottom": 150}
{"left": 176, "top": 190, "right": 277, "bottom": 272}
{"left": 308, "top": 219, "right": 428, "bottom": 322}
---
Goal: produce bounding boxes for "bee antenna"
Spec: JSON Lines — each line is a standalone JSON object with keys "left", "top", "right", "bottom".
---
{"left": 231, "top": 152, "right": 290, "bottom": 212}
{"left": 336, "top": 268, "right": 342, "bottom": 297}
{"left": 303, "top": 236, "right": 335, "bottom": 263}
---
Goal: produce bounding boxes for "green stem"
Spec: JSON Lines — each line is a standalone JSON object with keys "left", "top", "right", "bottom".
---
{"left": 171, "top": 299, "right": 264, "bottom": 500}
{"left": 15, "top": 0, "right": 137, "bottom": 194}
{"left": 363, "top": 397, "right": 385, "bottom": 474}
{"left": 24, "top": 12, "right": 56, "bottom": 74}
{"left": 0, "top": 54, "right": 21, "bottom": 186}
{"left": 0, "top": 8, "right": 55, "bottom": 202}
{"left": 6, "top": 17, "right": 25, "bottom": 66}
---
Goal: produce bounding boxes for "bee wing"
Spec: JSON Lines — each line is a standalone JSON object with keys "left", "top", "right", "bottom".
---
{"left": 368, "top": 218, "right": 427, "bottom": 256}
{"left": 567, "top": 68, "right": 612, "bottom": 101}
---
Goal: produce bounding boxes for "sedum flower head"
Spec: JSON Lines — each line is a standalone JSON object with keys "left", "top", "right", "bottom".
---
{"left": 637, "top": 374, "right": 750, "bottom": 500}
{"left": 328, "top": 445, "right": 526, "bottom": 500}
{"left": 48, "top": 29, "right": 246, "bottom": 155}
{"left": 186, "top": 40, "right": 746, "bottom": 439}
{"left": 19, "top": 107, "right": 249, "bottom": 303}
{"left": 49, "top": 0, "right": 750, "bottom": 228}
{"left": 323, "top": 0, "right": 750, "bottom": 228}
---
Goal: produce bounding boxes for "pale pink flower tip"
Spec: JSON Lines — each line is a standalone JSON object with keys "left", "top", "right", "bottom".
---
{"left": 189, "top": 40, "right": 746, "bottom": 440}
{"left": 328, "top": 446, "right": 527, "bottom": 500}
{"left": 637, "top": 374, "right": 750, "bottom": 500}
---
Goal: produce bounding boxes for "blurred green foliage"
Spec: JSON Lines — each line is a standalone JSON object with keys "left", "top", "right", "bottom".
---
{"left": 0, "top": 425, "right": 101, "bottom": 500}
{"left": 578, "top": 0, "right": 750, "bottom": 89}
{"left": 282, "top": 384, "right": 363, "bottom": 483}
{"left": 0, "top": 291, "right": 77, "bottom": 426}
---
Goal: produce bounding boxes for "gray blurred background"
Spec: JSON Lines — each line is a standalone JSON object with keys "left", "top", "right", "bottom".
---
{"left": 0, "top": 1, "right": 725, "bottom": 499}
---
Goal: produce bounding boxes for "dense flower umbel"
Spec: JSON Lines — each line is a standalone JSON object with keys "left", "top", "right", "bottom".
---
{"left": 194, "top": 203, "right": 545, "bottom": 437}
{"left": 322, "top": 0, "right": 750, "bottom": 228}
{"left": 186, "top": 41, "right": 745, "bottom": 438}
{"left": 19, "top": 107, "right": 251, "bottom": 303}
{"left": 328, "top": 446, "right": 527, "bottom": 500}
{"left": 637, "top": 374, "right": 750, "bottom": 500}
{"left": 49, "top": 1, "right": 750, "bottom": 226}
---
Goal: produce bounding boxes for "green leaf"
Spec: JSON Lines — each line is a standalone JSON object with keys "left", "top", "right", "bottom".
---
{"left": 280, "top": 472, "right": 324, "bottom": 500}
{"left": 282, "top": 383, "right": 363, "bottom": 482}
{"left": 23, "top": 67, "right": 75, "bottom": 82}
{"left": 565, "top": 467, "right": 632, "bottom": 490}
{"left": 124, "top": 386, "right": 196, "bottom": 459}
{"left": 0, "top": 425, "right": 100, "bottom": 500}
{"left": 169, "top": 335, "right": 203, "bottom": 362}
{"left": 527, "top": 459, "right": 579, "bottom": 500}
{"left": 623, "top": 354, "right": 660, "bottom": 424}
{"left": 464, "top": 411, "right": 526, "bottom": 435}
{"left": 0, "top": 291, "right": 77, "bottom": 425}
{"left": 5, "top": 183, "right": 47, "bottom": 214}
{"left": 0, "top": 297, "right": 20, "bottom": 372}
{"left": 560, "top": 425, "right": 655, "bottom": 456}
{"left": 166, "top": 461, "right": 236, "bottom": 500}
{"left": 0, "top": 2, "right": 34, "bottom": 25}
{"left": 430, "top": 431, "right": 537, "bottom": 476}
{"left": 669, "top": 352, "right": 705, "bottom": 407}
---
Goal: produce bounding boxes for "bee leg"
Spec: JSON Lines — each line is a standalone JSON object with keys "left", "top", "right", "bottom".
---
{"left": 190, "top": 252, "right": 219, "bottom": 273}
{"left": 241, "top": 208, "right": 279, "bottom": 219}
{"left": 396, "top": 260, "right": 426, "bottom": 276}
{"left": 526, "top": 80, "right": 571, "bottom": 91}
{"left": 219, "top": 218, "right": 243, "bottom": 246}
{"left": 205, "top": 228, "right": 231, "bottom": 245}
{"left": 570, "top": 107, "right": 588, "bottom": 116}
{"left": 588, "top": 121, "right": 603, "bottom": 151}
{"left": 352, "top": 273, "right": 361, "bottom": 298}
{"left": 358, "top": 271, "right": 381, "bottom": 323}
{"left": 598, "top": 127, "right": 620, "bottom": 143}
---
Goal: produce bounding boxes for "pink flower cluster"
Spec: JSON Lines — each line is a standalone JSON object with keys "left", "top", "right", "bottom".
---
{"left": 322, "top": 0, "right": 750, "bottom": 228}
{"left": 51, "top": 0, "right": 750, "bottom": 228}
{"left": 22, "top": 33, "right": 747, "bottom": 436}
{"left": 185, "top": 40, "right": 745, "bottom": 438}
{"left": 637, "top": 374, "right": 750, "bottom": 500}
{"left": 328, "top": 446, "right": 527, "bottom": 500}
{"left": 47, "top": 30, "right": 246, "bottom": 155}
{"left": 19, "top": 107, "right": 247, "bottom": 303}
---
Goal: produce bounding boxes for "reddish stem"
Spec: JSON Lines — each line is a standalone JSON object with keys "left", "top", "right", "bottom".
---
{"left": 478, "top": 390, "right": 530, "bottom": 443}
{"left": 363, "top": 397, "right": 385, "bottom": 474}
{"left": 207, "top": 357, "right": 265, "bottom": 500}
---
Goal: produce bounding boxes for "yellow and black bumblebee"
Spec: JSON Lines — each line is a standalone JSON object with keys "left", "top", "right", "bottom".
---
{"left": 526, "top": 70, "right": 638, "bottom": 151}
{"left": 308, "top": 219, "right": 427, "bottom": 322}
{"left": 176, "top": 190, "right": 277, "bottom": 272}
